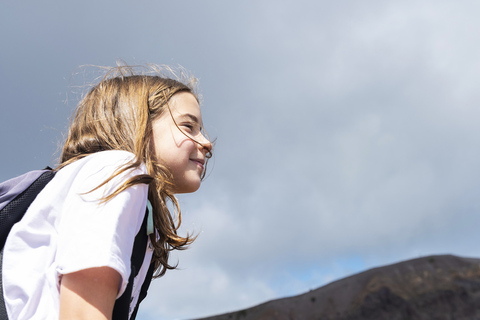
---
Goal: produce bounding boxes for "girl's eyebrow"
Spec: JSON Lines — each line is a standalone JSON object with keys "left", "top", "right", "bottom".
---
{"left": 181, "top": 113, "right": 202, "bottom": 125}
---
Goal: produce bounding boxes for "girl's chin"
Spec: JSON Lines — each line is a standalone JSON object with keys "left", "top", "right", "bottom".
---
{"left": 172, "top": 180, "right": 202, "bottom": 194}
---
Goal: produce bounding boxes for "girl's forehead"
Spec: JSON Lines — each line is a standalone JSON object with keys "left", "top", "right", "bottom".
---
{"left": 169, "top": 92, "right": 203, "bottom": 121}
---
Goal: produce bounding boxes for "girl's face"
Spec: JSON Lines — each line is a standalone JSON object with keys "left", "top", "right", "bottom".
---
{"left": 151, "top": 92, "right": 212, "bottom": 194}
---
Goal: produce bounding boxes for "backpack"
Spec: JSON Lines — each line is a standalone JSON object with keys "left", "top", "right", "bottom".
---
{"left": 0, "top": 168, "right": 153, "bottom": 319}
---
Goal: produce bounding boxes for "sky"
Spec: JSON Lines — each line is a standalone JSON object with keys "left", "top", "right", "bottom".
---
{"left": 2, "top": 0, "right": 480, "bottom": 319}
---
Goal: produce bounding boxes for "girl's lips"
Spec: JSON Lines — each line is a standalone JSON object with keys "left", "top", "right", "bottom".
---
{"left": 191, "top": 157, "right": 205, "bottom": 164}
{"left": 191, "top": 159, "right": 205, "bottom": 169}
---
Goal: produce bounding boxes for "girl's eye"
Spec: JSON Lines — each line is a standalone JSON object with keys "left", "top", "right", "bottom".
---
{"left": 182, "top": 123, "right": 194, "bottom": 132}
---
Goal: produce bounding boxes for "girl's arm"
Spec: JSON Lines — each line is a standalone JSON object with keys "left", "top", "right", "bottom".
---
{"left": 59, "top": 267, "right": 121, "bottom": 320}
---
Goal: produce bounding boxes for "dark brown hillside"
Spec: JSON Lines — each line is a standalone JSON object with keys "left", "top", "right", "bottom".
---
{"left": 194, "top": 255, "right": 480, "bottom": 320}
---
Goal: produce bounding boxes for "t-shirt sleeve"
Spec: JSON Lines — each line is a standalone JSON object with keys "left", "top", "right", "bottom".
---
{"left": 55, "top": 151, "right": 148, "bottom": 298}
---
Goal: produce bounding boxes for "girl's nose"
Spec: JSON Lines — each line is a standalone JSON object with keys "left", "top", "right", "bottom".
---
{"left": 198, "top": 134, "right": 212, "bottom": 153}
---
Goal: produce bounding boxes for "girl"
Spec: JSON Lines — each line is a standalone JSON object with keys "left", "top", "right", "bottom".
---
{"left": 2, "top": 65, "right": 212, "bottom": 319}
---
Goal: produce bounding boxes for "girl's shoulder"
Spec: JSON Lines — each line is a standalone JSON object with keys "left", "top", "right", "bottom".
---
{"left": 57, "top": 150, "right": 147, "bottom": 188}
{"left": 83, "top": 150, "right": 138, "bottom": 165}
{"left": 69, "top": 150, "right": 144, "bottom": 172}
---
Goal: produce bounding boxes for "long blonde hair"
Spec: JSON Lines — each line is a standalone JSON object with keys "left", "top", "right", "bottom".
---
{"left": 59, "top": 65, "right": 210, "bottom": 277}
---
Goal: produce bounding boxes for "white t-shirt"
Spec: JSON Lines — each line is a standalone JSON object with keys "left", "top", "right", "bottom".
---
{"left": 2, "top": 150, "right": 153, "bottom": 320}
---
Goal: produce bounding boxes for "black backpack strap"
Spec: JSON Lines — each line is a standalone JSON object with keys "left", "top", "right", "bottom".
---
{"left": 0, "top": 170, "right": 55, "bottom": 247}
{"left": 0, "top": 169, "right": 55, "bottom": 320}
{"left": 112, "top": 207, "right": 152, "bottom": 320}
{"left": 129, "top": 261, "right": 155, "bottom": 319}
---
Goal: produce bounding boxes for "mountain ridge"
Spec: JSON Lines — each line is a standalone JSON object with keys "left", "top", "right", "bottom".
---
{"left": 194, "top": 254, "right": 480, "bottom": 320}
